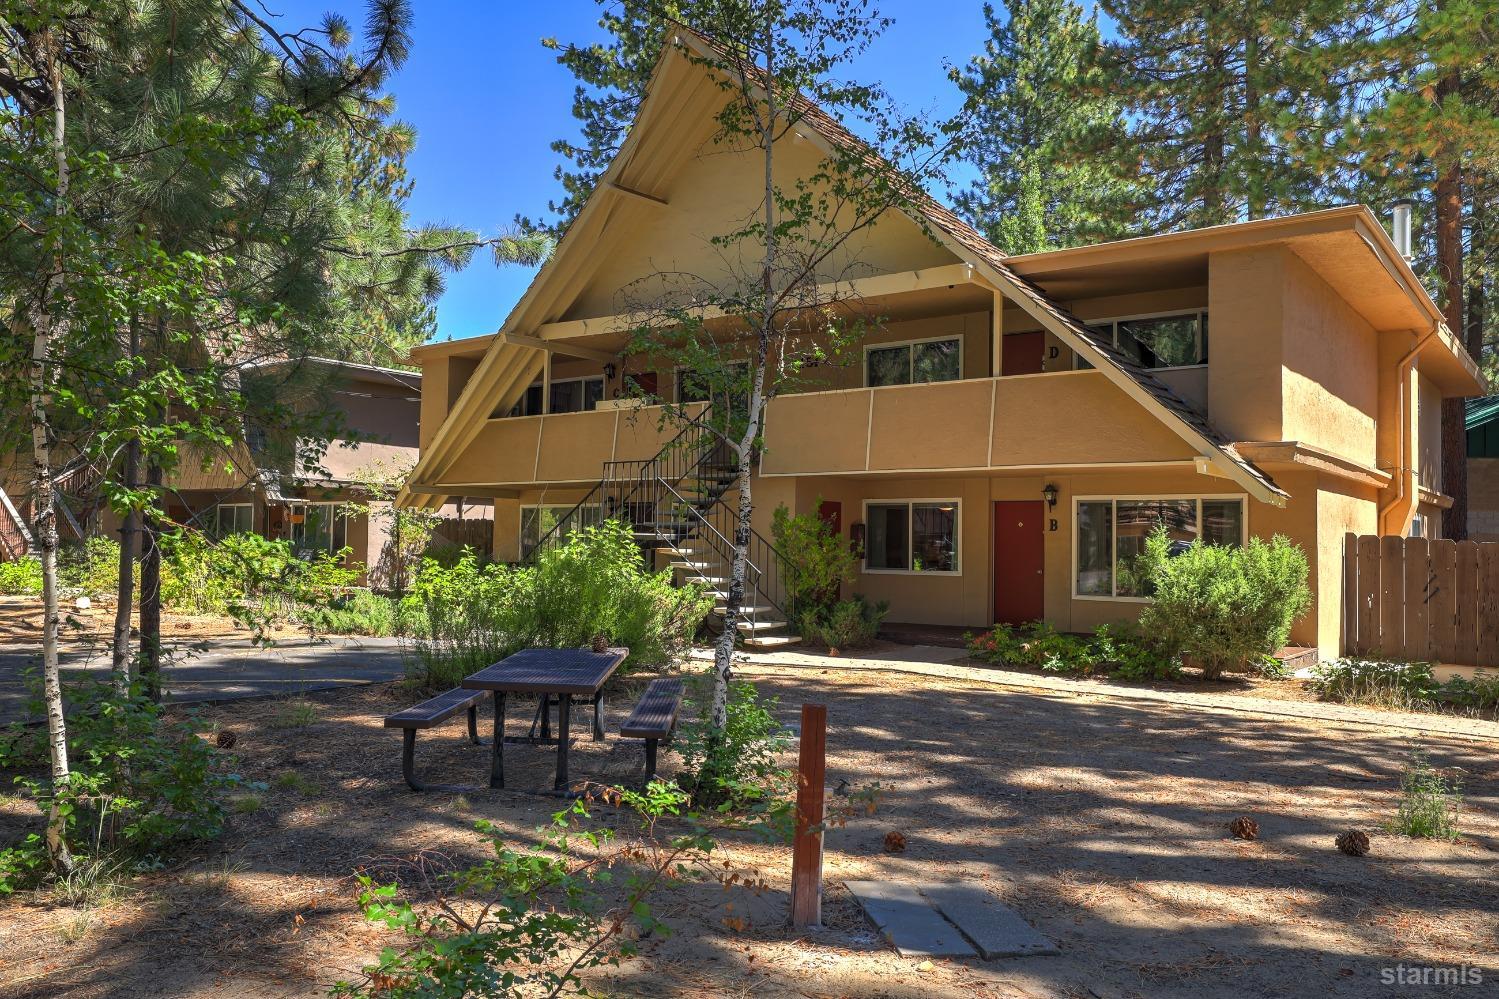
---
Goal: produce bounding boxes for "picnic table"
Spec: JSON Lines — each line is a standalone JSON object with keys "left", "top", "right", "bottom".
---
{"left": 462, "top": 647, "right": 626, "bottom": 792}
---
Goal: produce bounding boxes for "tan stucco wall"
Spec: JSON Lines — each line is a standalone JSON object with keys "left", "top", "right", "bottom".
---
{"left": 1280, "top": 251, "right": 1379, "bottom": 467}
{"left": 1416, "top": 369, "right": 1443, "bottom": 493}
{"left": 1209, "top": 247, "right": 1286, "bottom": 444}
{"left": 562, "top": 122, "right": 956, "bottom": 323}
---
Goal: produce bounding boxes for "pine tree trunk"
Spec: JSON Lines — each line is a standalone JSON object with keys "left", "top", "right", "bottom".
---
{"left": 1434, "top": 81, "right": 1467, "bottom": 539}
{"left": 139, "top": 461, "right": 164, "bottom": 701}
{"left": 32, "top": 27, "right": 74, "bottom": 876}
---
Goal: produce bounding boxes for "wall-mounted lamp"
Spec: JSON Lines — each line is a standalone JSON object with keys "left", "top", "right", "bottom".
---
{"left": 603, "top": 361, "right": 618, "bottom": 381}
{"left": 1042, "top": 483, "right": 1059, "bottom": 510}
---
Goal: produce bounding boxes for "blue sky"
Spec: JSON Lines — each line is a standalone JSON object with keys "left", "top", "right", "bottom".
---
{"left": 272, "top": 2, "right": 1004, "bottom": 342}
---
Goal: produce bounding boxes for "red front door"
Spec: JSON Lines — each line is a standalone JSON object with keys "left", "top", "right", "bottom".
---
{"left": 1001, "top": 331, "right": 1045, "bottom": 376}
{"left": 993, "top": 500, "right": 1045, "bottom": 625}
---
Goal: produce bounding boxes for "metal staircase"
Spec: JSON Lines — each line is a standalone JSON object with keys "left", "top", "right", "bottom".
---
{"left": 529, "top": 412, "right": 799, "bottom": 649}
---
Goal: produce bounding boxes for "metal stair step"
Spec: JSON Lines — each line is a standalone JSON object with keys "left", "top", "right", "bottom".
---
{"left": 742, "top": 634, "right": 801, "bottom": 649}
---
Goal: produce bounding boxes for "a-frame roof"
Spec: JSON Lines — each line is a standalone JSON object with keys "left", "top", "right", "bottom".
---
{"left": 405, "top": 27, "right": 1295, "bottom": 508}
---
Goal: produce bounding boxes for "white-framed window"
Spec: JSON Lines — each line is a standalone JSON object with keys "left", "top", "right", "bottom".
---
{"left": 864, "top": 335, "right": 963, "bottom": 387}
{"left": 289, "top": 502, "right": 349, "bottom": 557}
{"left": 1074, "top": 310, "right": 1208, "bottom": 370}
{"left": 508, "top": 383, "right": 544, "bottom": 417}
{"left": 549, "top": 376, "right": 605, "bottom": 414}
{"left": 863, "top": 499, "right": 960, "bottom": 574}
{"left": 1074, "top": 495, "right": 1245, "bottom": 600}
{"left": 520, "top": 503, "right": 603, "bottom": 559}
{"left": 210, "top": 503, "right": 254, "bottom": 538}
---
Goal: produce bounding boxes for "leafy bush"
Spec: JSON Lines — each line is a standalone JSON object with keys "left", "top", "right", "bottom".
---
{"left": 402, "top": 522, "right": 711, "bottom": 693}
{"left": 673, "top": 680, "right": 791, "bottom": 809}
{"left": 1390, "top": 747, "right": 1461, "bottom": 840}
{"left": 295, "top": 588, "right": 412, "bottom": 636}
{"left": 1309, "top": 658, "right": 1441, "bottom": 709}
{"left": 772, "top": 502, "right": 856, "bottom": 617}
{"left": 0, "top": 678, "right": 248, "bottom": 892}
{"left": 967, "top": 621, "right": 1181, "bottom": 681}
{"left": 0, "top": 556, "right": 42, "bottom": 595}
{"left": 796, "top": 595, "right": 888, "bottom": 652}
{"left": 59, "top": 537, "right": 121, "bottom": 597}
{"left": 1138, "top": 527, "right": 1311, "bottom": 680}
{"left": 1437, "top": 670, "right": 1499, "bottom": 711}
{"left": 333, "top": 784, "right": 792, "bottom": 999}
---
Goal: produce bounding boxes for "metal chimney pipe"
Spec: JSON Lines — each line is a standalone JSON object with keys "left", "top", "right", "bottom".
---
{"left": 1391, "top": 199, "right": 1413, "bottom": 260}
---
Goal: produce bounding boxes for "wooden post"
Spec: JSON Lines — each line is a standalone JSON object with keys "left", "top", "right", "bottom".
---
{"left": 791, "top": 702, "right": 827, "bottom": 930}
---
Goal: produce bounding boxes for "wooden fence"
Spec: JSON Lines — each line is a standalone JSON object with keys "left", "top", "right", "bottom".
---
{"left": 1341, "top": 533, "right": 1499, "bottom": 667}
{"left": 431, "top": 517, "right": 493, "bottom": 552}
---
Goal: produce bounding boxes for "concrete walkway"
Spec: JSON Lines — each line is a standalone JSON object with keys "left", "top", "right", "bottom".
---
{"left": 692, "top": 644, "right": 1499, "bottom": 743}
{"left": 0, "top": 636, "right": 407, "bottom": 723}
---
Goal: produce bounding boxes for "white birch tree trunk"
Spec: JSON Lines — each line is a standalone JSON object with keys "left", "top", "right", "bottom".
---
{"left": 32, "top": 26, "right": 74, "bottom": 874}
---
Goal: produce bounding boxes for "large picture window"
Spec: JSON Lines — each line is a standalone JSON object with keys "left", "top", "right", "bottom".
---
{"left": 1074, "top": 496, "right": 1244, "bottom": 599}
{"left": 864, "top": 500, "right": 959, "bottom": 573}
{"left": 1074, "top": 311, "right": 1208, "bottom": 370}
{"left": 290, "top": 502, "right": 349, "bottom": 557}
{"left": 209, "top": 503, "right": 254, "bottom": 538}
{"left": 865, "top": 336, "right": 962, "bottom": 387}
{"left": 520, "top": 504, "right": 603, "bottom": 560}
{"left": 548, "top": 376, "right": 604, "bottom": 414}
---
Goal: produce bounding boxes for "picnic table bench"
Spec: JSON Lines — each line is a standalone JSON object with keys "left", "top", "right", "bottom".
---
{"left": 383, "top": 687, "right": 486, "bottom": 792}
{"left": 619, "top": 678, "right": 684, "bottom": 781}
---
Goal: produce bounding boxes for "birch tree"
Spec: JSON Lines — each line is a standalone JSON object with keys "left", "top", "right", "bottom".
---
{"left": 564, "top": 3, "right": 957, "bottom": 726}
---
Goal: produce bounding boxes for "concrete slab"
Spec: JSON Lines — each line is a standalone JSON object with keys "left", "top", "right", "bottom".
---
{"left": 843, "top": 880, "right": 978, "bottom": 959}
{"left": 919, "top": 883, "right": 1059, "bottom": 958}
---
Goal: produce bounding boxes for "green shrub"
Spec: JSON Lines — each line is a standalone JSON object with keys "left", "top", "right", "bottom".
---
{"left": 673, "top": 680, "right": 791, "bottom": 809}
{"left": 1437, "top": 670, "right": 1499, "bottom": 711}
{"left": 58, "top": 537, "right": 120, "bottom": 597}
{"left": 1310, "top": 658, "right": 1440, "bottom": 708}
{"left": 402, "top": 522, "right": 711, "bottom": 693}
{"left": 796, "top": 595, "right": 888, "bottom": 652}
{"left": 967, "top": 621, "right": 1181, "bottom": 681}
{"left": 772, "top": 501, "right": 856, "bottom": 617}
{"left": 0, "top": 556, "right": 42, "bottom": 595}
{"left": 1390, "top": 747, "right": 1461, "bottom": 840}
{"left": 1138, "top": 527, "right": 1311, "bottom": 680}
{"left": 296, "top": 589, "right": 401, "bottom": 636}
{"left": 0, "top": 678, "right": 250, "bottom": 892}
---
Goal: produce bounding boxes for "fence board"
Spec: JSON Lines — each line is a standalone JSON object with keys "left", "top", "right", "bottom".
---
{"left": 1402, "top": 538, "right": 1430, "bottom": 660}
{"left": 1379, "top": 535, "right": 1405, "bottom": 654}
{"left": 1428, "top": 540, "right": 1458, "bottom": 665}
{"left": 1454, "top": 542, "right": 1480, "bottom": 667}
{"left": 1342, "top": 533, "right": 1357, "bottom": 653}
{"left": 1479, "top": 545, "right": 1499, "bottom": 668}
{"left": 1355, "top": 535, "right": 1380, "bottom": 654}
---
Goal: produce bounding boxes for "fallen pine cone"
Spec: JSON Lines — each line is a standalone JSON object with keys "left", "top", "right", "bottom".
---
{"left": 1336, "top": 829, "right": 1371, "bottom": 857}
{"left": 1228, "top": 816, "right": 1260, "bottom": 841}
{"left": 215, "top": 730, "right": 238, "bottom": 750}
{"left": 883, "top": 831, "right": 907, "bottom": 853}
{"left": 590, "top": 633, "right": 609, "bottom": 653}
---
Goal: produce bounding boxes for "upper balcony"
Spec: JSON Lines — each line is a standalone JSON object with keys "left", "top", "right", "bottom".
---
{"left": 759, "top": 370, "right": 1199, "bottom": 477}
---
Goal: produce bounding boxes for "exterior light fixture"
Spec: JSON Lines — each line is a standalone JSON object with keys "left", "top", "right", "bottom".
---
{"left": 604, "top": 361, "right": 618, "bottom": 380}
{"left": 1042, "top": 483, "right": 1059, "bottom": 509}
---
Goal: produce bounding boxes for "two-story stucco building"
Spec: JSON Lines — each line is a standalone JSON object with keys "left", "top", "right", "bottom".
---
{"left": 398, "top": 31, "right": 1485, "bottom": 658}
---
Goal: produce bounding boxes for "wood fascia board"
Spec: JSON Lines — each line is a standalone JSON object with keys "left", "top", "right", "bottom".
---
{"left": 1233, "top": 441, "right": 1392, "bottom": 489}
{"left": 536, "top": 263, "right": 982, "bottom": 341}
{"left": 606, "top": 181, "right": 669, "bottom": 206}
{"left": 407, "top": 483, "right": 521, "bottom": 499}
{"left": 1005, "top": 208, "right": 1362, "bottom": 277}
{"left": 496, "top": 332, "right": 615, "bottom": 364}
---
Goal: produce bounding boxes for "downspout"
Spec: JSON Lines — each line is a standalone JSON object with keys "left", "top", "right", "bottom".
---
{"left": 1378, "top": 327, "right": 1438, "bottom": 535}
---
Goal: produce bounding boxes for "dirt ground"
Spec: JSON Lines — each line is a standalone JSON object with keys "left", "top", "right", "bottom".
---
{"left": 1, "top": 664, "right": 1496, "bottom": 999}
{"left": 0, "top": 595, "right": 327, "bottom": 647}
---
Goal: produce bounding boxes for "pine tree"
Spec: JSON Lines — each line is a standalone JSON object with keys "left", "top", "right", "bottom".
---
{"left": 1335, "top": 0, "right": 1499, "bottom": 538}
{"left": 950, "top": 0, "right": 1137, "bottom": 252}
{"left": 531, "top": 2, "right": 678, "bottom": 234}
{"left": 1094, "top": 0, "right": 1364, "bottom": 230}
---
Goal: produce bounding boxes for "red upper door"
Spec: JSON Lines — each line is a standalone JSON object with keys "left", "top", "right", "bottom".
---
{"left": 993, "top": 500, "right": 1045, "bottom": 625}
{"left": 1001, "top": 331, "right": 1045, "bottom": 376}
